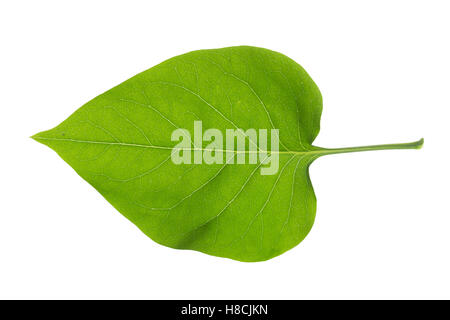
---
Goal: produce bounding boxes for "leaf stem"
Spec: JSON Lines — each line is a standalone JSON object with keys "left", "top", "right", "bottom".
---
{"left": 317, "top": 138, "right": 424, "bottom": 156}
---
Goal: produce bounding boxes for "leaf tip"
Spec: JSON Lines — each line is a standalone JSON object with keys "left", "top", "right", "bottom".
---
{"left": 30, "top": 132, "right": 42, "bottom": 142}
{"left": 30, "top": 131, "right": 49, "bottom": 145}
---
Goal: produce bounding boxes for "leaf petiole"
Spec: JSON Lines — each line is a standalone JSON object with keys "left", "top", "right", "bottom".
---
{"left": 316, "top": 138, "right": 424, "bottom": 156}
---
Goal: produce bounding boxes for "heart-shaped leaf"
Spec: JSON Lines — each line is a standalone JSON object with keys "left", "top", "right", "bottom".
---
{"left": 33, "top": 46, "right": 423, "bottom": 261}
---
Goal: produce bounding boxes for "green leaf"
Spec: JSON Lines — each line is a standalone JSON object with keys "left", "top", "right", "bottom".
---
{"left": 32, "top": 46, "right": 423, "bottom": 262}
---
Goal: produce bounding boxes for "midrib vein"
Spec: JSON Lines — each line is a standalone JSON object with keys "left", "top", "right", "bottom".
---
{"left": 33, "top": 136, "right": 424, "bottom": 156}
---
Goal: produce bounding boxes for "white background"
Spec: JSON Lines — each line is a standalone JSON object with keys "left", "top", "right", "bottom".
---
{"left": 1, "top": 1, "right": 449, "bottom": 299}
